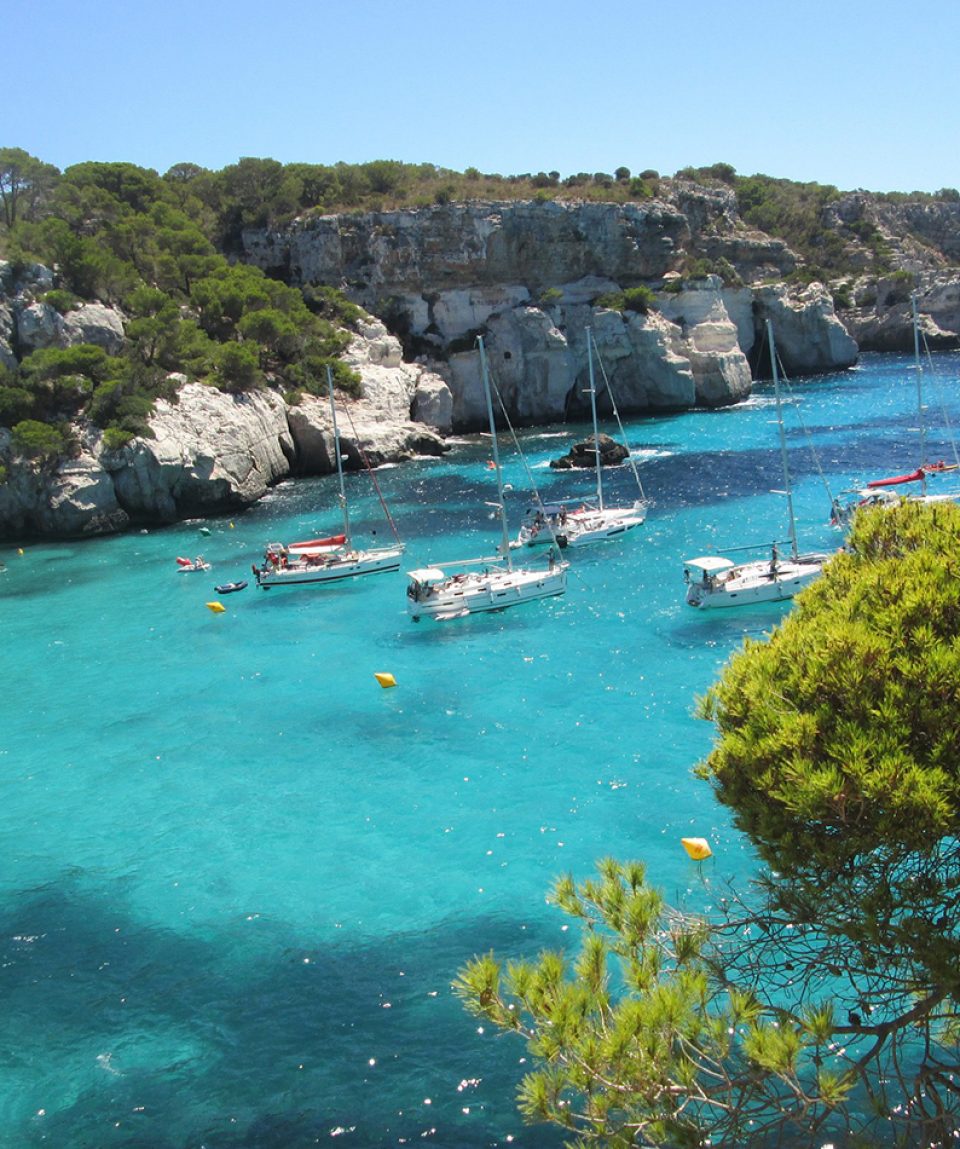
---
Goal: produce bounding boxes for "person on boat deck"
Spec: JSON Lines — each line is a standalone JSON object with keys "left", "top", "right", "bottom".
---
{"left": 770, "top": 544, "right": 779, "bottom": 574}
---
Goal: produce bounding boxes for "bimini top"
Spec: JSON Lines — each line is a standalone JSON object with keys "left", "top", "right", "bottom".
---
{"left": 683, "top": 556, "right": 736, "bottom": 574}
{"left": 407, "top": 567, "right": 447, "bottom": 584}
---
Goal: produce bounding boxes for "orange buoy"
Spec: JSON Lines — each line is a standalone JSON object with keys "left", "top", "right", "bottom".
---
{"left": 206, "top": 601, "right": 226, "bottom": 614}
{"left": 681, "top": 837, "right": 712, "bottom": 861}
{"left": 374, "top": 672, "right": 396, "bottom": 688}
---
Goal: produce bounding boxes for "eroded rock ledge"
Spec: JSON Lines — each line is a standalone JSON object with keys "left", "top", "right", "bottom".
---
{"left": 7, "top": 188, "right": 960, "bottom": 541}
{"left": 0, "top": 306, "right": 450, "bottom": 540}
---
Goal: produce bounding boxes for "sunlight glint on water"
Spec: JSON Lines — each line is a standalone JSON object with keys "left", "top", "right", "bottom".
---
{"left": 1, "top": 351, "right": 957, "bottom": 1147}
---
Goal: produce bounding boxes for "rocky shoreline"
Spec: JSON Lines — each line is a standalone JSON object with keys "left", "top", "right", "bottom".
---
{"left": 3, "top": 193, "right": 960, "bottom": 542}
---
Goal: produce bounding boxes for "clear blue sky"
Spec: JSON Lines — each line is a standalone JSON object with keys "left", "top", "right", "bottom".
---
{"left": 10, "top": 0, "right": 960, "bottom": 194}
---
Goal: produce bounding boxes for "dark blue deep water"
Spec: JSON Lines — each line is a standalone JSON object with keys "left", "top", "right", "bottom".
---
{"left": 2, "top": 351, "right": 958, "bottom": 1147}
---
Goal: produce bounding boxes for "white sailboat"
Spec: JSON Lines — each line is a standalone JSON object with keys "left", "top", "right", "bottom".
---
{"left": 516, "top": 326, "right": 648, "bottom": 547}
{"left": 254, "top": 367, "right": 404, "bottom": 589}
{"left": 406, "top": 337, "right": 568, "bottom": 621}
{"left": 832, "top": 295, "right": 960, "bottom": 526}
{"left": 684, "top": 319, "right": 831, "bottom": 609}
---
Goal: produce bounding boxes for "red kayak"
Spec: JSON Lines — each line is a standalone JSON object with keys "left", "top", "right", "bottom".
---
{"left": 867, "top": 461, "right": 959, "bottom": 488}
{"left": 866, "top": 468, "right": 925, "bottom": 488}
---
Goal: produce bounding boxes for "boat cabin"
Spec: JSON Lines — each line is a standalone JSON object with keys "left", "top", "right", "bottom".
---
{"left": 406, "top": 567, "right": 447, "bottom": 601}
{"left": 683, "top": 555, "right": 735, "bottom": 589}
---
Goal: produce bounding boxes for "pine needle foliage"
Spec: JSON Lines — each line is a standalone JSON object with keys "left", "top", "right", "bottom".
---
{"left": 454, "top": 861, "right": 845, "bottom": 1147}
{"left": 459, "top": 503, "right": 960, "bottom": 1146}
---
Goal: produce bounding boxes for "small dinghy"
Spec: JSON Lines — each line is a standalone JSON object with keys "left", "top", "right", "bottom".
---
{"left": 177, "top": 556, "right": 211, "bottom": 572}
{"left": 215, "top": 580, "right": 248, "bottom": 594}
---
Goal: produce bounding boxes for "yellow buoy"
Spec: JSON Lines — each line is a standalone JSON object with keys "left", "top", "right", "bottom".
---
{"left": 681, "top": 837, "right": 713, "bottom": 861}
{"left": 374, "top": 672, "right": 397, "bottom": 689}
{"left": 18, "top": 548, "right": 24, "bottom": 555}
{"left": 206, "top": 601, "right": 226, "bottom": 614}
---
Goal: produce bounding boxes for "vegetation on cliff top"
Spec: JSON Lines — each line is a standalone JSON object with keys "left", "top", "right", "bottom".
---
{"left": 0, "top": 148, "right": 363, "bottom": 458}
{"left": 1, "top": 147, "right": 958, "bottom": 461}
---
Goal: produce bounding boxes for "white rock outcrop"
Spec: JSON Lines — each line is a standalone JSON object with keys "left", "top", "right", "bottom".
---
{"left": 754, "top": 284, "right": 859, "bottom": 372}
{"left": 64, "top": 302, "right": 126, "bottom": 353}
{"left": 107, "top": 384, "right": 293, "bottom": 521}
{"left": 0, "top": 427, "right": 130, "bottom": 537}
{"left": 12, "top": 299, "right": 127, "bottom": 357}
{"left": 0, "top": 291, "right": 450, "bottom": 537}
{"left": 287, "top": 319, "right": 450, "bottom": 470}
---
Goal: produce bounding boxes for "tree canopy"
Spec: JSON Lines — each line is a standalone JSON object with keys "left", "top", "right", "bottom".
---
{"left": 458, "top": 501, "right": 960, "bottom": 1147}
{"left": 0, "top": 150, "right": 362, "bottom": 453}
{"left": 2, "top": 147, "right": 959, "bottom": 458}
{"left": 0, "top": 147, "right": 59, "bottom": 228}
{"left": 700, "top": 498, "right": 960, "bottom": 1022}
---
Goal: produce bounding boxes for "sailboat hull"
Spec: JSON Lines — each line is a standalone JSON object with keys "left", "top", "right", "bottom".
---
{"left": 834, "top": 486, "right": 960, "bottom": 528}
{"left": 560, "top": 504, "right": 647, "bottom": 546}
{"left": 409, "top": 335, "right": 569, "bottom": 623}
{"left": 684, "top": 320, "right": 829, "bottom": 608}
{"left": 685, "top": 554, "right": 828, "bottom": 609}
{"left": 516, "top": 329, "right": 649, "bottom": 551}
{"left": 254, "top": 366, "right": 405, "bottom": 592}
{"left": 255, "top": 547, "right": 403, "bottom": 589}
{"left": 406, "top": 565, "right": 567, "bottom": 621}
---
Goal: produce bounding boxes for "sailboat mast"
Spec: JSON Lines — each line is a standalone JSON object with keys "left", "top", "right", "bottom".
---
{"left": 477, "top": 336, "right": 513, "bottom": 568}
{"left": 326, "top": 365, "right": 351, "bottom": 542}
{"left": 586, "top": 327, "right": 604, "bottom": 511}
{"left": 912, "top": 294, "right": 927, "bottom": 493}
{"left": 767, "top": 320, "right": 799, "bottom": 561}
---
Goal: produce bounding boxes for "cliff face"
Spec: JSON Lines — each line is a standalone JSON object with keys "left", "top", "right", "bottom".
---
{"left": 0, "top": 265, "right": 449, "bottom": 539}
{"left": 240, "top": 198, "right": 854, "bottom": 429}
{"left": 7, "top": 183, "right": 959, "bottom": 541}
{"left": 815, "top": 194, "right": 960, "bottom": 351}
{"left": 244, "top": 200, "right": 694, "bottom": 294}
{"left": 842, "top": 273, "right": 960, "bottom": 352}
{"left": 824, "top": 194, "right": 960, "bottom": 273}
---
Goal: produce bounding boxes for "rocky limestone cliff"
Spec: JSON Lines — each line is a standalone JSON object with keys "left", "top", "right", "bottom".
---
{"left": 0, "top": 266, "right": 449, "bottom": 539}
{"left": 418, "top": 280, "right": 855, "bottom": 430}
{"left": 244, "top": 200, "right": 694, "bottom": 297}
{"left": 5, "top": 181, "right": 958, "bottom": 541}
{"left": 841, "top": 273, "right": 960, "bottom": 352}
{"left": 0, "top": 244, "right": 858, "bottom": 541}
{"left": 240, "top": 198, "right": 801, "bottom": 377}
{"left": 824, "top": 193, "right": 960, "bottom": 275}
{"left": 241, "top": 200, "right": 854, "bottom": 428}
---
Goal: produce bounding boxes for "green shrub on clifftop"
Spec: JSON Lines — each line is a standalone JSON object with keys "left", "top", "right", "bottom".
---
{"left": 11, "top": 419, "right": 75, "bottom": 461}
{"left": 595, "top": 284, "right": 658, "bottom": 314}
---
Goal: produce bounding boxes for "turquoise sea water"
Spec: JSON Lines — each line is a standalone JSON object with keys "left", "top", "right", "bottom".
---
{"left": 2, "top": 350, "right": 959, "bottom": 1148}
